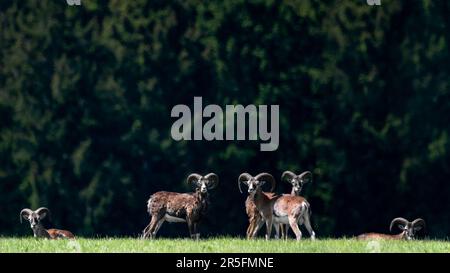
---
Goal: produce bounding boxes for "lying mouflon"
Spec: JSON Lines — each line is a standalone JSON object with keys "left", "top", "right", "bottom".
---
{"left": 20, "top": 207, "right": 75, "bottom": 239}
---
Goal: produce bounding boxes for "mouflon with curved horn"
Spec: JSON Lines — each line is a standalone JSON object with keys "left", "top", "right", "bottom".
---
{"left": 142, "top": 173, "right": 219, "bottom": 240}
{"left": 20, "top": 207, "right": 75, "bottom": 239}
{"left": 279, "top": 171, "right": 313, "bottom": 239}
{"left": 357, "top": 217, "right": 425, "bottom": 240}
{"left": 238, "top": 172, "right": 315, "bottom": 240}
{"left": 241, "top": 173, "right": 277, "bottom": 239}
{"left": 239, "top": 173, "right": 277, "bottom": 239}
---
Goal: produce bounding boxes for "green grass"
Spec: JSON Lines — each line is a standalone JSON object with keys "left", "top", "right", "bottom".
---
{"left": 1, "top": 237, "right": 449, "bottom": 253}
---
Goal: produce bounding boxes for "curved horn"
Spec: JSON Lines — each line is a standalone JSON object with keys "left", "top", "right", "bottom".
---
{"left": 255, "top": 173, "right": 276, "bottom": 192}
{"left": 412, "top": 218, "right": 426, "bottom": 229}
{"left": 298, "top": 171, "right": 313, "bottom": 184}
{"left": 390, "top": 217, "right": 409, "bottom": 232}
{"left": 204, "top": 173, "right": 219, "bottom": 189}
{"left": 20, "top": 208, "right": 33, "bottom": 223}
{"left": 35, "top": 207, "right": 50, "bottom": 220}
{"left": 187, "top": 173, "right": 202, "bottom": 188}
{"left": 281, "top": 171, "right": 297, "bottom": 184}
{"left": 238, "top": 173, "right": 253, "bottom": 194}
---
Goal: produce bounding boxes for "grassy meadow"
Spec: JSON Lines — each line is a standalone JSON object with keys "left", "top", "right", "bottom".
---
{"left": 0, "top": 237, "right": 449, "bottom": 253}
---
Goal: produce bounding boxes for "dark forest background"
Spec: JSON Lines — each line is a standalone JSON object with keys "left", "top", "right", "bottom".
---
{"left": 0, "top": 0, "right": 449, "bottom": 239}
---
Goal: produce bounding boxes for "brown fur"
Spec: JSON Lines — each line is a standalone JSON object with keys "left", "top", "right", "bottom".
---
{"left": 47, "top": 229, "right": 76, "bottom": 239}
{"left": 245, "top": 192, "right": 277, "bottom": 239}
{"left": 254, "top": 188, "right": 314, "bottom": 240}
{"left": 250, "top": 187, "right": 281, "bottom": 239}
{"left": 148, "top": 191, "right": 208, "bottom": 222}
{"left": 143, "top": 190, "right": 208, "bottom": 238}
{"left": 357, "top": 232, "right": 404, "bottom": 240}
{"left": 280, "top": 194, "right": 308, "bottom": 239}
{"left": 273, "top": 195, "right": 307, "bottom": 215}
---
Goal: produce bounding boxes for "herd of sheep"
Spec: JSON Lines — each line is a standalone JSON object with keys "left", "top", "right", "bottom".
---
{"left": 20, "top": 171, "right": 425, "bottom": 241}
